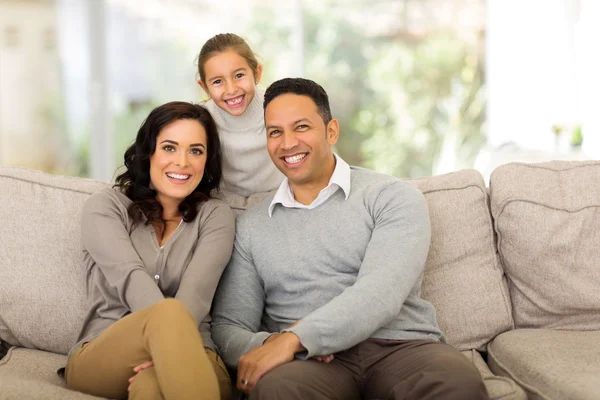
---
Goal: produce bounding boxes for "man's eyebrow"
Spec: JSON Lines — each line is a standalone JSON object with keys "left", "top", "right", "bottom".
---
{"left": 293, "top": 118, "right": 312, "bottom": 125}
{"left": 266, "top": 118, "right": 313, "bottom": 131}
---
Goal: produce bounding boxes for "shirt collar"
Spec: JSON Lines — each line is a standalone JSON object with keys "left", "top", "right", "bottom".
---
{"left": 268, "top": 153, "right": 351, "bottom": 217}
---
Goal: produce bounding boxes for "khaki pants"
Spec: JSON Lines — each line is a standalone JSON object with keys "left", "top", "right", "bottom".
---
{"left": 251, "top": 339, "right": 488, "bottom": 400}
{"left": 66, "top": 299, "right": 231, "bottom": 400}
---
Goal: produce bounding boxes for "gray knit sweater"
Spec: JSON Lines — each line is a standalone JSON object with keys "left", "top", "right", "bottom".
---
{"left": 211, "top": 167, "right": 444, "bottom": 368}
{"left": 204, "top": 87, "right": 283, "bottom": 197}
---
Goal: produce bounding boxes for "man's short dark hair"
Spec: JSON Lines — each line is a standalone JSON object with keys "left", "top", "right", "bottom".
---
{"left": 263, "top": 78, "right": 332, "bottom": 125}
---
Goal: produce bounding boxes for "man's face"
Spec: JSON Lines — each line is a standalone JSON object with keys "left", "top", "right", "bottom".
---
{"left": 265, "top": 93, "right": 338, "bottom": 187}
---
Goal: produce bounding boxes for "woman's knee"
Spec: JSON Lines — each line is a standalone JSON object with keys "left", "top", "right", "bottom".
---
{"left": 149, "top": 298, "right": 193, "bottom": 323}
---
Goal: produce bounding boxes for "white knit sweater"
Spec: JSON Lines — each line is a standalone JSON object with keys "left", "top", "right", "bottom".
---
{"left": 204, "top": 87, "right": 284, "bottom": 197}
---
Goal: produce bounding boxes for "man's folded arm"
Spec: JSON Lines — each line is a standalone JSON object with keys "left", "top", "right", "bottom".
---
{"left": 285, "top": 182, "right": 431, "bottom": 358}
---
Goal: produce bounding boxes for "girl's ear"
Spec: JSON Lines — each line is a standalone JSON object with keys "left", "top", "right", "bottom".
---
{"left": 197, "top": 79, "right": 209, "bottom": 97}
{"left": 254, "top": 64, "right": 263, "bottom": 85}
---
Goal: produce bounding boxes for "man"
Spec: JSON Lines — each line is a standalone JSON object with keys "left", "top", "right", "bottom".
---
{"left": 212, "top": 77, "right": 488, "bottom": 400}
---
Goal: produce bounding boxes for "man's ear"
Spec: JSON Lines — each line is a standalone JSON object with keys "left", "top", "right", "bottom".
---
{"left": 254, "top": 64, "right": 263, "bottom": 85}
{"left": 197, "top": 79, "right": 209, "bottom": 97}
{"left": 326, "top": 119, "right": 339, "bottom": 145}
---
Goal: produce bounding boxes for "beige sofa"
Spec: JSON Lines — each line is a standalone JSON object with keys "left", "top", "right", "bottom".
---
{"left": 1, "top": 161, "right": 599, "bottom": 400}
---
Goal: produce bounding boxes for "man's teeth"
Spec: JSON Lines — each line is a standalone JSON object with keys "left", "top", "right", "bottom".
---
{"left": 166, "top": 173, "right": 190, "bottom": 180}
{"left": 284, "top": 154, "right": 306, "bottom": 164}
{"left": 226, "top": 96, "right": 243, "bottom": 105}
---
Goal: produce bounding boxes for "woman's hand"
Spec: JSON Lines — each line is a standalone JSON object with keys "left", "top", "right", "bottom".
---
{"left": 127, "top": 360, "right": 153, "bottom": 390}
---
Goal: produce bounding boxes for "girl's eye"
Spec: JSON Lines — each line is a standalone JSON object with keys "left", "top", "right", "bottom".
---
{"left": 162, "top": 145, "right": 175, "bottom": 152}
{"left": 190, "top": 148, "right": 204, "bottom": 155}
{"left": 235, "top": 73, "right": 245, "bottom": 79}
{"left": 212, "top": 79, "right": 222, "bottom": 85}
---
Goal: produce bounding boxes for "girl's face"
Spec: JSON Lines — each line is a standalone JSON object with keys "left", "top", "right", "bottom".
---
{"left": 149, "top": 119, "right": 207, "bottom": 208}
{"left": 199, "top": 50, "right": 262, "bottom": 117}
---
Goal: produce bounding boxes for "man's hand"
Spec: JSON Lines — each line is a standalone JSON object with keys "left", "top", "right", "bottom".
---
{"left": 237, "top": 332, "right": 304, "bottom": 394}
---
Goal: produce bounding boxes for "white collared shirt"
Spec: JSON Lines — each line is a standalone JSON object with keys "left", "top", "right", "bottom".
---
{"left": 268, "top": 153, "right": 351, "bottom": 217}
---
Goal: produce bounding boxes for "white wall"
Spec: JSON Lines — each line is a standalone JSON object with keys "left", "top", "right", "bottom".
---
{"left": 487, "top": 0, "right": 582, "bottom": 152}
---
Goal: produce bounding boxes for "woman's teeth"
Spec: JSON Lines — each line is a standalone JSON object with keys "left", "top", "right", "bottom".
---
{"left": 166, "top": 173, "right": 190, "bottom": 181}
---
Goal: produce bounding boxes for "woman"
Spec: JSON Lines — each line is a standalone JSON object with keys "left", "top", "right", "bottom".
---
{"left": 64, "top": 101, "right": 234, "bottom": 400}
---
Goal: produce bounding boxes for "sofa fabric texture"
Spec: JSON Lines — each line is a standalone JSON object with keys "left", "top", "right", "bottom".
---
{"left": 488, "top": 329, "right": 600, "bottom": 400}
{"left": 0, "top": 167, "right": 109, "bottom": 354}
{"left": 490, "top": 161, "right": 600, "bottom": 330}
{"left": 408, "top": 170, "right": 514, "bottom": 352}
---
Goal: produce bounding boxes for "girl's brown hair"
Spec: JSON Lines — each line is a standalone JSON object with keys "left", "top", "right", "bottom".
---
{"left": 197, "top": 33, "right": 260, "bottom": 84}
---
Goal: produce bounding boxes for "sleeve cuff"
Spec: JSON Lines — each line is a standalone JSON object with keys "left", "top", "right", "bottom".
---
{"left": 283, "top": 323, "right": 321, "bottom": 358}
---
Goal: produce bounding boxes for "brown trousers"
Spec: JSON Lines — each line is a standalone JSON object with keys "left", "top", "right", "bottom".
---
{"left": 250, "top": 339, "right": 489, "bottom": 400}
{"left": 65, "top": 299, "right": 231, "bottom": 400}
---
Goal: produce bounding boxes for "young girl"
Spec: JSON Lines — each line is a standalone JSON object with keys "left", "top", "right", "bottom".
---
{"left": 197, "top": 33, "right": 283, "bottom": 197}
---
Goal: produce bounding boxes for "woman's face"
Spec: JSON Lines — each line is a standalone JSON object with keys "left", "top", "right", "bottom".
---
{"left": 149, "top": 118, "right": 208, "bottom": 208}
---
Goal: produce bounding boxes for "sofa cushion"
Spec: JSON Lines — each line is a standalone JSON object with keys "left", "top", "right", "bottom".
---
{"left": 0, "top": 346, "right": 106, "bottom": 399}
{"left": 490, "top": 161, "right": 600, "bottom": 330}
{"left": 0, "top": 167, "right": 109, "bottom": 354}
{"left": 488, "top": 329, "right": 600, "bottom": 400}
{"left": 461, "top": 349, "right": 527, "bottom": 400}
{"left": 406, "top": 169, "right": 513, "bottom": 351}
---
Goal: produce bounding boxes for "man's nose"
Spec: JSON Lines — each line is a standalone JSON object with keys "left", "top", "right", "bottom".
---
{"left": 282, "top": 131, "right": 298, "bottom": 150}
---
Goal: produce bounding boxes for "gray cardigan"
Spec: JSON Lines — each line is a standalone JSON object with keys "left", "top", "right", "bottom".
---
{"left": 69, "top": 188, "right": 235, "bottom": 358}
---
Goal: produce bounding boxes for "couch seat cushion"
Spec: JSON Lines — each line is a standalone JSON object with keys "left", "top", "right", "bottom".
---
{"left": 461, "top": 349, "right": 526, "bottom": 400}
{"left": 490, "top": 161, "right": 600, "bottom": 330}
{"left": 0, "top": 346, "right": 106, "bottom": 399}
{"left": 488, "top": 329, "right": 600, "bottom": 400}
{"left": 406, "top": 169, "right": 513, "bottom": 351}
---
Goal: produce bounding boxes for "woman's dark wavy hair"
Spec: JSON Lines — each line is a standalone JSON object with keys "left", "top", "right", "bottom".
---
{"left": 114, "top": 101, "right": 222, "bottom": 226}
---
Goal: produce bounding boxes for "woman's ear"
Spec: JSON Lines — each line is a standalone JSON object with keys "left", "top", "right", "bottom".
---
{"left": 254, "top": 64, "right": 263, "bottom": 85}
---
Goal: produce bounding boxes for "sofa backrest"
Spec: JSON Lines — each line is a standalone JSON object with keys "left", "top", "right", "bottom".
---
{"left": 0, "top": 167, "right": 109, "bottom": 355}
{"left": 490, "top": 160, "right": 600, "bottom": 330}
{"left": 0, "top": 166, "right": 514, "bottom": 355}
{"left": 406, "top": 169, "right": 514, "bottom": 351}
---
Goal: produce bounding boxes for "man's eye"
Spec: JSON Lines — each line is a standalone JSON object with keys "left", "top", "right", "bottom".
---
{"left": 162, "top": 145, "right": 175, "bottom": 152}
{"left": 269, "top": 130, "right": 280, "bottom": 137}
{"left": 296, "top": 124, "right": 309, "bottom": 130}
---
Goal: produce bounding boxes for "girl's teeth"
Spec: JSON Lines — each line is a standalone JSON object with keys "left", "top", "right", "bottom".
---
{"left": 226, "top": 96, "right": 243, "bottom": 105}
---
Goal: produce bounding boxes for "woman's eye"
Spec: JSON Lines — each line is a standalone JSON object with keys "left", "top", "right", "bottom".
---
{"left": 162, "top": 145, "right": 175, "bottom": 152}
{"left": 190, "top": 148, "right": 204, "bottom": 155}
